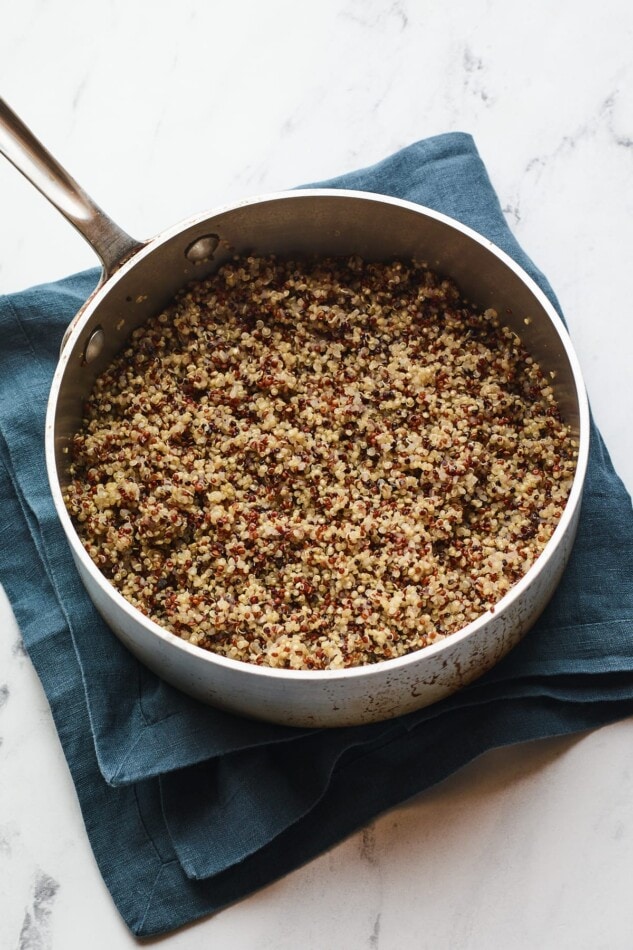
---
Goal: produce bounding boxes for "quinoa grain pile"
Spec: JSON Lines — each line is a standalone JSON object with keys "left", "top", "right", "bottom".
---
{"left": 64, "top": 256, "right": 577, "bottom": 670}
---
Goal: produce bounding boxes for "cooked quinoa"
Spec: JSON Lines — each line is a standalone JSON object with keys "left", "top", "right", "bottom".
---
{"left": 64, "top": 255, "right": 577, "bottom": 670}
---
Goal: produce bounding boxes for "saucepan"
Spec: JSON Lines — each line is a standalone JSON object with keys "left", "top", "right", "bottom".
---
{"left": 0, "top": 100, "right": 590, "bottom": 727}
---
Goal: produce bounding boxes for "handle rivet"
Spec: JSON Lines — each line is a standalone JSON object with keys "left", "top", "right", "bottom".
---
{"left": 185, "top": 234, "right": 219, "bottom": 263}
{"left": 83, "top": 326, "right": 105, "bottom": 364}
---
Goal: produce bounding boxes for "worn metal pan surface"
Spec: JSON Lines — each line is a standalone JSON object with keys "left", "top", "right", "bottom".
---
{"left": 0, "top": 100, "right": 590, "bottom": 727}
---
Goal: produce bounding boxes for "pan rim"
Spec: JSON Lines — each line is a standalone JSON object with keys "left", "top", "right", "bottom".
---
{"left": 45, "top": 188, "right": 591, "bottom": 684}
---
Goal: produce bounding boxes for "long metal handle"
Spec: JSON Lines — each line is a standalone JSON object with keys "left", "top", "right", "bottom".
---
{"left": 0, "top": 99, "right": 143, "bottom": 278}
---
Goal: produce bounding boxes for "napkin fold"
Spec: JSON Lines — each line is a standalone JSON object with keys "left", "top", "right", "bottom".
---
{"left": 1, "top": 132, "right": 632, "bottom": 937}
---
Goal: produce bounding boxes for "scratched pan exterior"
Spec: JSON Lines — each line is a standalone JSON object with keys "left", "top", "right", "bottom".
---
{"left": 46, "top": 191, "right": 590, "bottom": 727}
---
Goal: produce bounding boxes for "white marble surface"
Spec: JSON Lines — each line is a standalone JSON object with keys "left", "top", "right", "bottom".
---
{"left": 1, "top": 1, "right": 632, "bottom": 947}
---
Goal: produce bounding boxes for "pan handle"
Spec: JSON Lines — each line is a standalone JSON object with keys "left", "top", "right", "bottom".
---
{"left": 0, "top": 99, "right": 143, "bottom": 280}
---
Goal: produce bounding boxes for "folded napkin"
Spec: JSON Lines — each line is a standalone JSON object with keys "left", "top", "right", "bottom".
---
{"left": 1, "top": 132, "right": 632, "bottom": 937}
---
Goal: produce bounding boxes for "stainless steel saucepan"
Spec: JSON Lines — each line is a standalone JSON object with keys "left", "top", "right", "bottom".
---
{"left": 0, "top": 100, "right": 590, "bottom": 727}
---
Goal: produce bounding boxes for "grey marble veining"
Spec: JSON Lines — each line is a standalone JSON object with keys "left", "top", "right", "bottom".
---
{"left": 18, "top": 872, "right": 60, "bottom": 950}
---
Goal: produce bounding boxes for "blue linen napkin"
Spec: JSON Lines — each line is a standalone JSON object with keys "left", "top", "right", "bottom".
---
{"left": 1, "top": 132, "right": 632, "bottom": 936}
